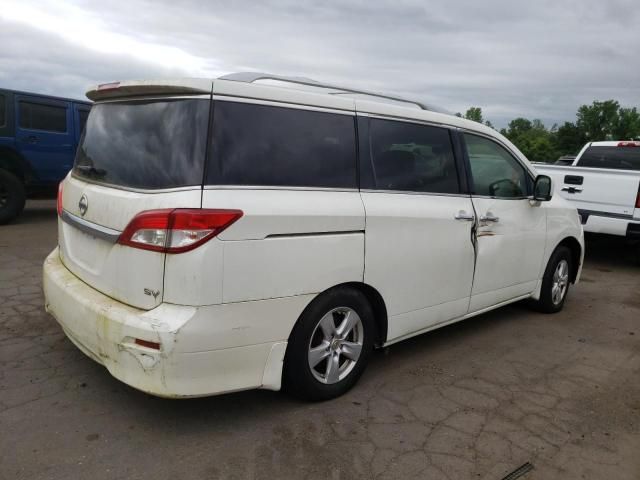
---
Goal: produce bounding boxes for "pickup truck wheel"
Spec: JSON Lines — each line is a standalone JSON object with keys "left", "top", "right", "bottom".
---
{"left": 530, "top": 246, "right": 572, "bottom": 314}
{"left": 0, "top": 169, "right": 26, "bottom": 225}
{"left": 283, "top": 288, "right": 375, "bottom": 401}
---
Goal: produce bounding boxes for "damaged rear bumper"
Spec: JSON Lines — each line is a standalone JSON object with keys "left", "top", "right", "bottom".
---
{"left": 42, "top": 247, "right": 290, "bottom": 398}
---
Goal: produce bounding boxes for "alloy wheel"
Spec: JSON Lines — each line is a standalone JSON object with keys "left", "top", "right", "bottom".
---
{"left": 551, "top": 259, "right": 569, "bottom": 305}
{"left": 307, "top": 307, "right": 364, "bottom": 384}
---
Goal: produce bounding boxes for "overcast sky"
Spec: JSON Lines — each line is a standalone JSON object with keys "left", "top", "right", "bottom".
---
{"left": 1, "top": 0, "right": 638, "bottom": 128}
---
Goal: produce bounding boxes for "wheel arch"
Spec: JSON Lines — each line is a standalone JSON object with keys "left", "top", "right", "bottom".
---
{"left": 556, "top": 236, "right": 582, "bottom": 283}
{"left": 290, "top": 282, "right": 389, "bottom": 348}
{"left": 340, "top": 282, "right": 388, "bottom": 347}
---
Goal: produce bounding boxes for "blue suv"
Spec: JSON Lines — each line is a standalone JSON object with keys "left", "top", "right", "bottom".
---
{"left": 0, "top": 88, "right": 91, "bottom": 223}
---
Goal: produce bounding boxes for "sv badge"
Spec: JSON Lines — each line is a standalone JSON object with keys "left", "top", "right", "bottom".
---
{"left": 143, "top": 288, "right": 160, "bottom": 300}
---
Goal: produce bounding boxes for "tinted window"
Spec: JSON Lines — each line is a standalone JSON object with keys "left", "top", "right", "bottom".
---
{"left": 369, "top": 118, "right": 459, "bottom": 193}
{"left": 0, "top": 95, "right": 5, "bottom": 127}
{"left": 577, "top": 146, "right": 640, "bottom": 171}
{"left": 74, "top": 99, "right": 209, "bottom": 189}
{"left": 464, "top": 133, "right": 530, "bottom": 198}
{"left": 208, "top": 101, "right": 357, "bottom": 188}
{"left": 19, "top": 101, "right": 67, "bottom": 132}
{"left": 78, "top": 109, "right": 90, "bottom": 135}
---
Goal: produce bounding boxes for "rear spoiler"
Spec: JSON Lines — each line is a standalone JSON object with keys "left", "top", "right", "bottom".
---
{"left": 86, "top": 78, "right": 213, "bottom": 101}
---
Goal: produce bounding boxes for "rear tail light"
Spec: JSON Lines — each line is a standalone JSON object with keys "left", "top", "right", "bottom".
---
{"left": 118, "top": 209, "right": 243, "bottom": 253}
{"left": 57, "top": 182, "right": 63, "bottom": 216}
{"left": 636, "top": 185, "right": 640, "bottom": 209}
{"left": 617, "top": 141, "right": 640, "bottom": 147}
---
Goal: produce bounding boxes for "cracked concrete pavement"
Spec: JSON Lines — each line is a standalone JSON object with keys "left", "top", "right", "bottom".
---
{"left": 1, "top": 200, "right": 639, "bottom": 480}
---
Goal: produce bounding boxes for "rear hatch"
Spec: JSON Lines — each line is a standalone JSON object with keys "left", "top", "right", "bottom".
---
{"left": 58, "top": 92, "right": 211, "bottom": 309}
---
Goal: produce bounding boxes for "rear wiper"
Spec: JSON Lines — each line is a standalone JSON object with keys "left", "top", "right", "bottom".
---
{"left": 76, "top": 165, "right": 107, "bottom": 178}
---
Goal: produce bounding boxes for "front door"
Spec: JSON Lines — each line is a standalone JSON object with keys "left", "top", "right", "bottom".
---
{"left": 462, "top": 133, "right": 547, "bottom": 312}
{"left": 360, "top": 117, "right": 475, "bottom": 342}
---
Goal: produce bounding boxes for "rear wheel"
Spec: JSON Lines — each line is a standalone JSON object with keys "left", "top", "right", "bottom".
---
{"left": 529, "top": 246, "right": 572, "bottom": 313}
{"left": 284, "top": 287, "right": 375, "bottom": 401}
{"left": 0, "top": 169, "right": 26, "bottom": 224}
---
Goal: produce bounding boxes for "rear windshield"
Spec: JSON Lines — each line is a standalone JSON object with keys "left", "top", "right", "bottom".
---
{"left": 73, "top": 98, "right": 209, "bottom": 189}
{"left": 577, "top": 146, "right": 640, "bottom": 171}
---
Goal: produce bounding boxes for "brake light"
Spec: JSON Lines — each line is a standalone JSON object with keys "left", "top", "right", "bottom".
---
{"left": 57, "top": 182, "right": 63, "bottom": 216}
{"left": 636, "top": 186, "right": 640, "bottom": 209}
{"left": 118, "top": 209, "right": 243, "bottom": 253}
{"left": 617, "top": 141, "right": 640, "bottom": 147}
{"left": 97, "top": 82, "right": 120, "bottom": 91}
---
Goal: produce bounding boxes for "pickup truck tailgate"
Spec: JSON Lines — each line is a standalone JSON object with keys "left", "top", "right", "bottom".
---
{"left": 537, "top": 165, "right": 640, "bottom": 218}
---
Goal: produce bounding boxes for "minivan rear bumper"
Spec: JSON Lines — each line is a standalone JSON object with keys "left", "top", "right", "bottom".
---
{"left": 43, "top": 248, "right": 303, "bottom": 398}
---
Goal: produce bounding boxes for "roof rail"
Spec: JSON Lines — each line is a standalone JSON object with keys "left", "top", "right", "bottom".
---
{"left": 218, "top": 72, "right": 443, "bottom": 112}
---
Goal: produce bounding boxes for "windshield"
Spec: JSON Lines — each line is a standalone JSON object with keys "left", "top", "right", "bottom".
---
{"left": 577, "top": 146, "right": 640, "bottom": 171}
{"left": 73, "top": 98, "right": 209, "bottom": 189}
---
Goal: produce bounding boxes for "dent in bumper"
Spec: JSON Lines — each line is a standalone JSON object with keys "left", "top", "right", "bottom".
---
{"left": 43, "top": 248, "right": 303, "bottom": 398}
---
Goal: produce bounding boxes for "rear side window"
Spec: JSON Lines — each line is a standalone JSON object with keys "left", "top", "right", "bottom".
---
{"left": 19, "top": 101, "right": 67, "bottom": 133}
{"left": 464, "top": 133, "right": 530, "bottom": 198}
{"left": 0, "top": 95, "right": 5, "bottom": 127}
{"left": 207, "top": 101, "right": 357, "bottom": 188}
{"left": 368, "top": 118, "right": 460, "bottom": 194}
{"left": 74, "top": 99, "right": 209, "bottom": 189}
{"left": 577, "top": 146, "right": 640, "bottom": 171}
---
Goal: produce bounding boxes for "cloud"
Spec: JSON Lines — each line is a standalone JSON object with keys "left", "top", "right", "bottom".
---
{"left": 1, "top": 0, "right": 638, "bottom": 127}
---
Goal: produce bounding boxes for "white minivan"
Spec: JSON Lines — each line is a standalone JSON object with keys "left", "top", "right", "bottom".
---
{"left": 43, "top": 73, "right": 584, "bottom": 401}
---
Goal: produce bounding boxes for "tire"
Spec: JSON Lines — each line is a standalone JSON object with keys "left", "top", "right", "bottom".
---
{"left": 529, "top": 246, "right": 572, "bottom": 314}
{"left": 283, "top": 287, "right": 375, "bottom": 401}
{"left": 0, "top": 169, "right": 26, "bottom": 225}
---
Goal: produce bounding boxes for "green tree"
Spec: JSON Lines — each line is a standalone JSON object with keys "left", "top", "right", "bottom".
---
{"left": 459, "top": 99, "right": 639, "bottom": 162}
{"left": 464, "top": 107, "right": 483, "bottom": 123}
{"left": 528, "top": 136, "right": 557, "bottom": 163}
{"left": 613, "top": 107, "right": 640, "bottom": 140}
{"left": 457, "top": 107, "right": 494, "bottom": 129}
{"left": 500, "top": 117, "right": 559, "bottom": 162}
{"left": 505, "top": 118, "right": 533, "bottom": 137}
{"left": 554, "top": 122, "right": 584, "bottom": 155}
{"left": 576, "top": 100, "right": 620, "bottom": 141}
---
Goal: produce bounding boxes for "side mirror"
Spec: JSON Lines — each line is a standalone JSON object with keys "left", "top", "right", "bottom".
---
{"left": 533, "top": 175, "right": 553, "bottom": 201}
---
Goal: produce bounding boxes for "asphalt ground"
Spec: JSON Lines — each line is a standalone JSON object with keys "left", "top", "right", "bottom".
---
{"left": 1, "top": 200, "right": 639, "bottom": 479}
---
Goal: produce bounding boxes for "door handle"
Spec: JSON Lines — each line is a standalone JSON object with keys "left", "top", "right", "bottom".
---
{"left": 454, "top": 210, "right": 475, "bottom": 221}
{"left": 561, "top": 187, "right": 582, "bottom": 194}
{"left": 22, "top": 135, "right": 38, "bottom": 144}
{"left": 479, "top": 212, "right": 500, "bottom": 223}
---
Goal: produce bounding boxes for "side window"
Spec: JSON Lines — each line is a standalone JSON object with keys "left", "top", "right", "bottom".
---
{"left": 0, "top": 94, "right": 5, "bottom": 127}
{"left": 208, "top": 101, "right": 357, "bottom": 188}
{"left": 369, "top": 118, "right": 459, "bottom": 194}
{"left": 464, "top": 133, "right": 530, "bottom": 198}
{"left": 18, "top": 101, "right": 67, "bottom": 133}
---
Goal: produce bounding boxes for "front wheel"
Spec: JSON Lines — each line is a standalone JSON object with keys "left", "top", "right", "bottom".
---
{"left": 529, "top": 246, "right": 572, "bottom": 313}
{"left": 283, "top": 288, "right": 375, "bottom": 401}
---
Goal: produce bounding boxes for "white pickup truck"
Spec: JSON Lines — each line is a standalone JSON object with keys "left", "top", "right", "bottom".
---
{"left": 535, "top": 141, "right": 640, "bottom": 239}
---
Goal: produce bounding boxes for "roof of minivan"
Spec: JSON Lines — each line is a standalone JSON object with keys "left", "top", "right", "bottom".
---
{"left": 85, "top": 72, "right": 530, "bottom": 168}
